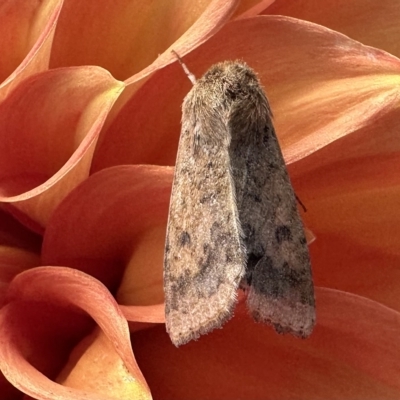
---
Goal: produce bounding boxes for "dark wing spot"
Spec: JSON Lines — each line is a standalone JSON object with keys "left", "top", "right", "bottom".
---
{"left": 242, "top": 223, "right": 255, "bottom": 241}
{"left": 247, "top": 253, "right": 262, "bottom": 270}
{"left": 275, "top": 225, "right": 292, "bottom": 243}
{"left": 179, "top": 231, "right": 191, "bottom": 247}
{"left": 244, "top": 191, "right": 262, "bottom": 203}
{"left": 244, "top": 253, "right": 263, "bottom": 286}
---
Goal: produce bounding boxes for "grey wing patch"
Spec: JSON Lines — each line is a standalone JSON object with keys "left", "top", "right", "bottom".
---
{"left": 234, "top": 120, "right": 315, "bottom": 338}
{"left": 164, "top": 95, "right": 245, "bottom": 347}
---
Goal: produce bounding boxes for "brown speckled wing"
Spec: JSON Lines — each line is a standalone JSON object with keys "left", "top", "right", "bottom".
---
{"left": 164, "top": 80, "right": 245, "bottom": 347}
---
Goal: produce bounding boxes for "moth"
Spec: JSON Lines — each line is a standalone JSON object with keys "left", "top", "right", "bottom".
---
{"left": 164, "top": 56, "right": 315, "bottom": 347}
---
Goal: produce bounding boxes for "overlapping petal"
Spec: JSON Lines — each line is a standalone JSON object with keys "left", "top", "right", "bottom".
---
{"left": 234, "top": 0, "right": 275, "bottom": 18}
{"left": 266, "top": 0, "right": 400, "bottom": 59}
{"left": 42, "top": 165, "right": 172, "bottom": 305}
{"left": 0, "top": 1, "right": 398, "bottom": 399}
{"left": 39, "top": 166, "right": 170, "bottom": 396}
{"left": 50, "top": 0, "right": 239, "bottom": 81}
{"left": 0, "top": 208, "right": 41, "bottom": 307}
{"left": 131, "top": 288, "right": 400, "bottom": 399}
{"left": 0, "top": 247, "right": 39, "bottom": 307}
{"left": 0, "top": 67, "right": 124, "bottom": 230}
{"left": 291, "top": 113, "right": 400, "bottom": 311}
{"left": 0, "top": 267, "right": 150, "bottom": 399}
{"left": 0, "top": 0, "right": 63, "bottom": 101}
{"left": 86, "top": 14, "right": 400, "bottom": 398}
{"left": 92, "top": 16, "right": 400, "bottom": 171}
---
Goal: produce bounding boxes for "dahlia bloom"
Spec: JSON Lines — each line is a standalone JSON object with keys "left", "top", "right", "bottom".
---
{"left": 0, "top": 0, "right": 399, "bottom": 399}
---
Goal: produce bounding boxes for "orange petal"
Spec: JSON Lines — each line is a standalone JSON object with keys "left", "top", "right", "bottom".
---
{"left": 132, "top": 287, "right": 400, "bottom": 399}
{"left": 42, "top": 165, "right": 172, "bottom": 304}
{"left": 0, "top": 67, "right": 124, "bottom": 230}
{"left": 0, "top": 246, "right": 40, "bottom": 307}
{"left": 0, "top": 209, "right": 41, "bottom": 307}
{"left": 57, "top": 327, "right": 151, "bottom": 400}
{"left": 51, "top": 0, "right": 238, "bottom": 82}
{"left": 0, "top": 208, "right": 41, "bottom": 252}
{"left": 266, "top": 0, "right": 400, "bottom": 59}
{"left": 0, "top": 266, "right": 150, "bottom": 399}
{"left": 0, "top": 371, "right": 20, "bottom": 400}
{"left": 0, "top": 0, "right": 63, "bottom": 101}
{"left": 93, "top": 16, "right": 400, "bottom": 171}
{"left": 90, "top": 0, "right": 240, "bottom": 168}
{"left": 234, "top": 0, "right": 275, "bottom": 19}
{"left": 289, "top": 110, "right": 400, "bottom": 311}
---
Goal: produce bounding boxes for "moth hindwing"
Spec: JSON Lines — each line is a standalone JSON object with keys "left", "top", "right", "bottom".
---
{"left": 164, "top": 60, "right": 315, "bottom": 346}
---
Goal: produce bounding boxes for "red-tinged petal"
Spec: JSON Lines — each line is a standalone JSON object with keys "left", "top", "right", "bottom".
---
{"left": 51, "top": 0, "right": 238, "bottom": 82}
{"left": 0, "top": 247, "right": 40, "bottom": 307}
{"left": 90, "top": 0, "right": 240, "bottom": 170}
{"left": 0, "top": 372, "right": 20, "bottom": 400}
{"left": 0, "top": 266, "right": 150, "bottom": 399}
{"left": 42, "top": 165, "right": 172, "bottom": 304}
{"left": 289, "top": 113, "right": 400, "bottom": 311}
{"left": 0, "top": 208, "right": 41, "bottom": 252}
{"left": 120, "top": 304, "right": 165, "bottom": 335}
{"left": 92, "top": 16, "right": 400, "bottom": 171}
{"left": 233, "top": 0, "right": 275, "bottom": 19}
{"left": 57, "top": 327, "right": 151, "bottom": 400}
{"left": 0, "top": 0, "right": 63, "bottom": 101}
{"left": 0, "top": 67, "right": 124, "bottom": 231}
{"left": 266, "top": 0, "right": 400, "bottom": 59}
{"left": 131, "top": 287, "right": 400, "bottom": 400}
{"left": 0, "top": 209, "right": 42, "bottom": 308}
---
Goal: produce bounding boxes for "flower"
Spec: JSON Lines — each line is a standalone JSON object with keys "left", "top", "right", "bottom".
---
{"left": 0, "top": 0, "right": 399, "bottom": 399}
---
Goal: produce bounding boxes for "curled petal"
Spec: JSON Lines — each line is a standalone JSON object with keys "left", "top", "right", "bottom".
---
{"left": 0, "top": 208, "right": 41, "bottom": 307}
{"left": 146, "top": 0, "right": 240, "bottom": 76}
{"left": 234, "top": 0, "right": 275, "bottom": 19}
{"left": 120, "top": 304, "right": 165, "bottom": 334}
{"left": 92, "top": 16, "right": 400, "bottom": 171}
{"left": 0, "top": 0, "right": 63, "bottom": 100}
{"left": 131, "top": 288, "right": 400, "bottom": 399}
{"left": 291, "top": 113, "right": 400, "bottom": 311}
{"left": 42, "top": 165, "right": 172, "bottom": 305}
{"left": 0, "top": 246, "right": 40, "bottom": 307}
{"left": 266, "top": 0, "right": 400, "bottom": 59}
{"left": 91, "top": 0, "right": 240, "bottom": 169}
{"left": 0, "top": 267, "right": 150, "bottom": 399}
{"left": 0, "top": 67, "right": 124, "bottom": 230}
{"left": 0, "top": 208, "right": 41, "bottom": 252}
{"left": 51, "top": 0, "right": 239, "bottom": 82}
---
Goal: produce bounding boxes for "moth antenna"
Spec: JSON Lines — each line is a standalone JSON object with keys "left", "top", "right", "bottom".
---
{"left": 295, "top": 193, "right": 307, "bottom": 213}
{"left": 172, "top": 50, "right": 197, "bottom": 85}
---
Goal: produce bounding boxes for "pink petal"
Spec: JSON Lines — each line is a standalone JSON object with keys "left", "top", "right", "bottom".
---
{"left": 290, "top": 119, "right": 400, "bottom": 312}
{"left": 50, "top": 0, "right": 239, "bottom": 82}
{"left": 0, "top": 266, "right": 150, "bottom": 399}
{"left": 0, "top": 247, "right": 39, "bottom": 307}
{"left": 0, "top": 208, "right": 41, "bottom": 307}
{"left": 0, "top": 0, "right": 63, "bottom": 101}
{"left": 131, "top": 288, "right": 400, "bottom": 399}
{"left": 92, "top": 16, "right": 400, "bottom": 171}
{"left": 266, "top": 0, "right": 400, "bottom": 59}
{"left": 234, "top": 0, "right": 275, "bottom": 19}
{"left": 0, "top": 67, "right": 124, "bottom": 231}
{"left": 0, "top": 208, "right": 41, "bottom": 252}
{"left": 42, "top": 165, "right": 172, "bottom": 305}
